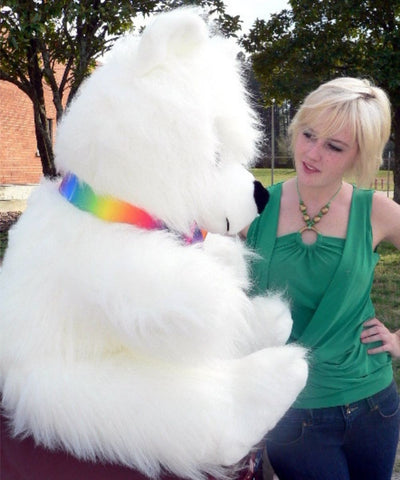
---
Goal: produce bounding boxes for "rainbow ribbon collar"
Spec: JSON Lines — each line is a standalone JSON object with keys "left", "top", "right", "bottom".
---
{"left": 59, "top": 172, "right": 206, "bottom": 245}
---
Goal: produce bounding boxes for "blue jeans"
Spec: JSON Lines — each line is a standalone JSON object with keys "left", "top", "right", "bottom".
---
{"left": 265, "top": 381, "right": 400, "bottom": 480}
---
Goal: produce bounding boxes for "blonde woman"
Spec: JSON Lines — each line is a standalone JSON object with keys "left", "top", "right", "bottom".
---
{"left": 242, "top": 77, "right": 400, "bottom": 479}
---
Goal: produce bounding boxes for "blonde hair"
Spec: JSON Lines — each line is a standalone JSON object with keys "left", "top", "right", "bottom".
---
{"left": 289, "top": 77, "right": 392, "bottom": 187}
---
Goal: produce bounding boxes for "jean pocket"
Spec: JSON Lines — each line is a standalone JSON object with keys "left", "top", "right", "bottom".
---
{"left": 267, "top": 411, "right": 309, "bottom": 446}
{"left": 376, "top": 386, "right": 400, "bottom": 419}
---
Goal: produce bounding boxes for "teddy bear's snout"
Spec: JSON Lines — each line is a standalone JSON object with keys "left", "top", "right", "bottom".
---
{"left": 254, "top": 180, "right": 270, "bottom": 214}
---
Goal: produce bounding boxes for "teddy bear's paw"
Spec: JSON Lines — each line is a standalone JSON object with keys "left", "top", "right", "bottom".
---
{"left": 215, "top": 345, "right": 308, "bottom": 466}
{"left": 203, "top": 233, "right": 250, "bottom": 287}
{"left": 249, "top": 295, "right": 293, "bottom": 348}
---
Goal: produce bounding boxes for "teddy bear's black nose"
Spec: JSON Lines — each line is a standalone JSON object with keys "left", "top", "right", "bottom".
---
{"left": 253, "top": 180, "right": 269, "bottom": 214}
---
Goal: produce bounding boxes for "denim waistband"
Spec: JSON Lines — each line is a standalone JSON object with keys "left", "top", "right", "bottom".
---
{"left": 301, "top": 380, "right": 397, "bottom": 421}
{"left": 363, "top": 379, "right": 396, "bottom": 409}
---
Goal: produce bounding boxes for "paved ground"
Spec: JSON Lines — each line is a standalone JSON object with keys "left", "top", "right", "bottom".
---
{"left": 0, "top": 199, "right": 27, "bottom": 212}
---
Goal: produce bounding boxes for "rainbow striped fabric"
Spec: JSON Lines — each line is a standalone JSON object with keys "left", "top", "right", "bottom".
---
{"left": 59, "top": 172, "right": 206, "bottom": 245}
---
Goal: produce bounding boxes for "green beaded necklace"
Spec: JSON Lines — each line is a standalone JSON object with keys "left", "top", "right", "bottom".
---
{"left": 296, "top": 178, "right": 343, "bottom": 234}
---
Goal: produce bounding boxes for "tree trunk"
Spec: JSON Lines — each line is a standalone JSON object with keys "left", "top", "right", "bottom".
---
{"left": 393, "top": 105, "right": 400, "bottom": 205}
{"left": 32, "top": 101, "right": 57, "bottom": 178}
{"left": 27, "top": 40, "right": 58, "bottom": 179}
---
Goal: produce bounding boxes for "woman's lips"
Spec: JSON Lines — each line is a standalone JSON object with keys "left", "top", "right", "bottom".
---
{"left": 303, "top": 161, "right": 320, "bottom": 173}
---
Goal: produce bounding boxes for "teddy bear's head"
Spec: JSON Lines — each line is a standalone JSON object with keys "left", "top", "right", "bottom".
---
{"left": 55, "top": 8, "right": 268, "bottom": 236}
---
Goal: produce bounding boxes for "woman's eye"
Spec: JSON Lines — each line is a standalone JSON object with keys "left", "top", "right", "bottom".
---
{"left": 328, "top": 143, "right": 343, "bottom": 152}
{"left": 303, "top": 130, "right": 316, "bottom": 140}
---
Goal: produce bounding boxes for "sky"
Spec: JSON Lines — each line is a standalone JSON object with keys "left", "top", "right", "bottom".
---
{"left": 224, "top": 0, "right": 290, "bottom": 33}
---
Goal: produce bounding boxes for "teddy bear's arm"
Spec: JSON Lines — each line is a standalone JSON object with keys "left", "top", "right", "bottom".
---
{"left": 75, "top": 233, "right": 267, "bottom": 362}
{"left": 203, "top": 234, "right": 293, "bottom": 348}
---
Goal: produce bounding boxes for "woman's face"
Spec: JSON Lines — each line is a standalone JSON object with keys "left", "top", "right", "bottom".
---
{"left": 294, "top": 122, "right": 359, "bottom": 188}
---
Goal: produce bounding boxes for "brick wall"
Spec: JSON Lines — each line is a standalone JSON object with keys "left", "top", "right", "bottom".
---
{"left": 0, "top": 66, "right": 66, "bottom": 185}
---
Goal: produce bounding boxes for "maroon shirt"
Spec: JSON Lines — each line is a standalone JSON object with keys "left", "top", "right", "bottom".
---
{"left": 1, "top": 411, "right": 255, "bottom": 480}
{"left": 1, "top": 411, "right": 181, "bottom": 480}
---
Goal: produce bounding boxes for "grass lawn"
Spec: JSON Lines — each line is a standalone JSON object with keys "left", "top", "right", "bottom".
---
{"left": 373, "top": 242, "right": 400, "bottom": 388}
{"left": 373, "top": 243, "right": 400, "bottom": 473}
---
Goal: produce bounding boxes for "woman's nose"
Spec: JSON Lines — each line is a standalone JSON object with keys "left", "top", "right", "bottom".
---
{"left": 307, "top": 139, "right": 323, "bottom": 160}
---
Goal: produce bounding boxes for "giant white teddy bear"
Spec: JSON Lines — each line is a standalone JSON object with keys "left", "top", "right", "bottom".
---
{"left": 0, "top": 8, "right": 307, "bottom": 480}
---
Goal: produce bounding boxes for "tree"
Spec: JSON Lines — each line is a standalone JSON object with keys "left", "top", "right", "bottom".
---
{"left": 0, "top": 0, "right": 240, "bottom": 178}
{"left": 241, "top": 0, "right": 400, "bottom": 203}
{"left": 156, "top": 0, "right": 242, "bottom": 37}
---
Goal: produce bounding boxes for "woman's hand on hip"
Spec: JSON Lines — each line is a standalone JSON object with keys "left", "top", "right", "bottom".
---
{"left": 361, "top": 318, "right": 400, "bottom": 358}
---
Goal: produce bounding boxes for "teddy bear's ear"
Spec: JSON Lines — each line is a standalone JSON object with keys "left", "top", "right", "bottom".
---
{"left": 135, "top": 8, "right": 209, "bottom": 76}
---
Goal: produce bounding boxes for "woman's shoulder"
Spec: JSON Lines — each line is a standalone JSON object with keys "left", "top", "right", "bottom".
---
{"left": 371, "top": 189, "right": 400, "bottom": 216}
{"left": 371, "top": 190, "right": 400, "bottom": 248}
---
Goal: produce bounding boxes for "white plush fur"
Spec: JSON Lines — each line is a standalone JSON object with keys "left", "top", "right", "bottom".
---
{"left": 0, "top": 8, "right": 307, "bottom": 480}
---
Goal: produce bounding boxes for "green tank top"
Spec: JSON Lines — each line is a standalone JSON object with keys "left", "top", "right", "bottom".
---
{"left": 247, "top": 182, "right": 392, "bottom": 408}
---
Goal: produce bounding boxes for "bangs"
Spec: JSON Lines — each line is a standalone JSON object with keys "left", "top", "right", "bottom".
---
{"left": 299, "top": 103, "right": 358, "bottom": 146}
